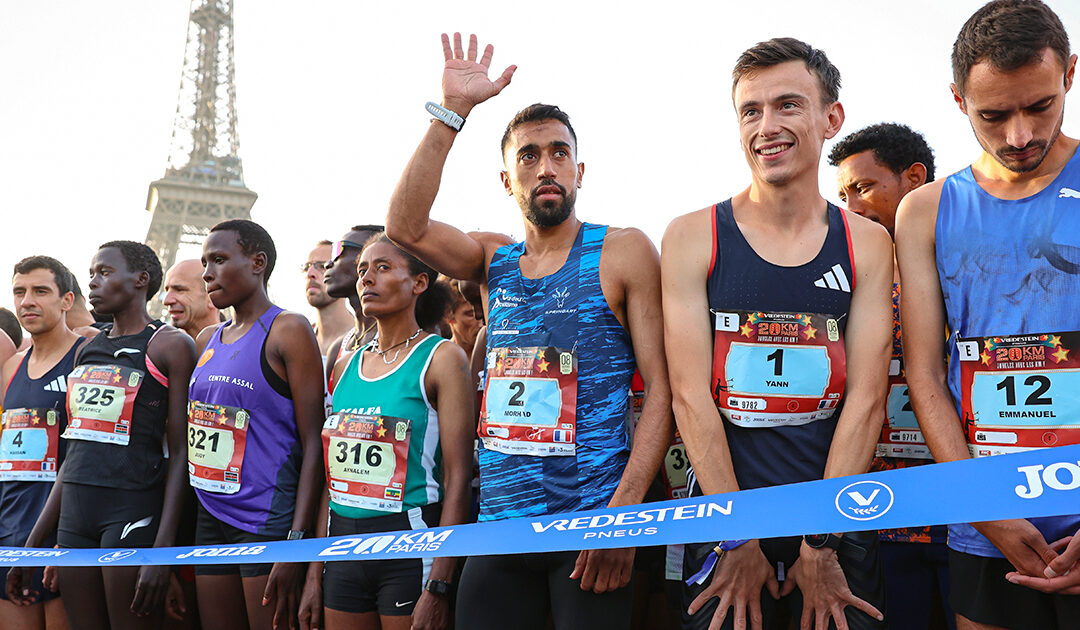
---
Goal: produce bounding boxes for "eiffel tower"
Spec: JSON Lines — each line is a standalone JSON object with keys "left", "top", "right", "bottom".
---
{"left": 145, "top": 0, "right": 256, "bottom": 317}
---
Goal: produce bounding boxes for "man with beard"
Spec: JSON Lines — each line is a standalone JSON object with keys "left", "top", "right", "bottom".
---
{"left": 385, "top": 33, "right": 672, "bottom": 630}
{"left": 896, "top": 1, "right": 1080, "bottom": 627}
{"left": 303, "top": 240, "right": 352, "bottom": 357}
{"left": 163, "top": 259, "right": 221, "bottom": 341}
{"left": 321, "top": 225, "right": 383, "bottom": 379}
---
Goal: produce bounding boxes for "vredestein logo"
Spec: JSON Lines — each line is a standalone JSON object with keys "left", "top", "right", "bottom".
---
{"left": 835, "top": 481, "right": 894, "bottom": 521}
{"left": 530, "top": 502, "right": 733, "bottom": 542}
{"left": 98, "top": 549, "right": 138, "bottom": 563}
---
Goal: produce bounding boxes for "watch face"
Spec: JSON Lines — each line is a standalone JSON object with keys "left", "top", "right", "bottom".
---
{"left": 804, "top": 534, "right": 828, "bottom": 548}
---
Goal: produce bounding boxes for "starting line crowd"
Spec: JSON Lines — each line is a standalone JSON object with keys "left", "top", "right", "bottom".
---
{"left": 1, "top": 1, "right": 1079, "bottom": 629}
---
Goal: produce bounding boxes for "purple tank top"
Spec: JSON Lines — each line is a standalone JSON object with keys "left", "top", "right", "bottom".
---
{"left": 188, "top": 305, "right": 300, "bottom": 535}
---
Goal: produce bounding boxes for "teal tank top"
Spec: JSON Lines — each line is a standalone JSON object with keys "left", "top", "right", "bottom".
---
{"left": 328, "top": 334, "right": 446, "bottom": 519}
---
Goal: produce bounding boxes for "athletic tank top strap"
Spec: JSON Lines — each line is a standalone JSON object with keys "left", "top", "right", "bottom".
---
{"left": 481, "top": 222, "right": 635, "bottom": 521}
{"left": 63, "top": 322, "right": 169, "bottom": 490}
{"left": 327, "top": 334, "right": 446, "bottom": 519}
{"left": 707, "top": 199, "right": 854, "bottom": 318}
{"left": 188, "top": 304, "right": 302, "bottom": 535}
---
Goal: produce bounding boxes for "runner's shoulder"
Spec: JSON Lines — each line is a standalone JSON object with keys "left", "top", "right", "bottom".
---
{"left": 601, "top": 226, "right": 659, "bottom": 258}
{"left": 896, "top": 178, "right": 946, "bottom": 229}
{"left": 147, "top": 323, "right": 195, "bottom": 365}
{"left": 470, "top": 231, "right": 515, "bottom": 254}
{"left": 268, "top": 310, "right": 320, "bottom": 341}
{"left": 842, "top": 207, "right": 892, "bottom": 248}
{"left": 663, "top": 207, "right": 713, "bottom": 241}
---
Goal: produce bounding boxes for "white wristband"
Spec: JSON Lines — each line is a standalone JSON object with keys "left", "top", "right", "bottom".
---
{"left": 425, "top": 102, "right": 465, "bottom": 131}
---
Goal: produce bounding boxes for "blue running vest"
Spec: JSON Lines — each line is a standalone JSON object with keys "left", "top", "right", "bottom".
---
{"left": 701, "top": 200, "right": 854, "bottom": 491}
{"left": 937, "top": 150, "right": 1080, "bottom": 557}
{"left": 482, "top": 223, "right": 634, "bottom": 521}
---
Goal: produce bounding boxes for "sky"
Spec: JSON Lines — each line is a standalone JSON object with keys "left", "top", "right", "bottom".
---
{"left": 1, "top": 0, "right": 1078, "bottom": 324}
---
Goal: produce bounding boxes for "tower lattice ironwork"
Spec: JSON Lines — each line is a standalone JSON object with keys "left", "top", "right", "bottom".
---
{"left": 145, "top": 0, "right": 256, "bottom": 316}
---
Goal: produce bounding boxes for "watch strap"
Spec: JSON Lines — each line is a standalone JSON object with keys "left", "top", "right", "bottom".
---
{"left": 425, "top": 102, "right": 465, "bottom": 131}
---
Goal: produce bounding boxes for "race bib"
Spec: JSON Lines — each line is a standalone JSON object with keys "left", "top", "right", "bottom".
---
{"left": 63, "top": 364, "right": 143, "bottom": 446}
{"left": 661, "top": 432, "right": 689, "bottom": 499}
{"left": 322, "top": 413, "right": 410, "bottom": 513}
{"left": 480, "top": 346, "right": 578, "bottom": 456}
{"left": 187, "top": 401, "right": 248, "bottom": 494}
{"left": 712, "top": 311, "right": 846, "bottom": 427}
{"left": 959, "top": 331, "right": 1080, "bottom": 457}
{"left": 875, "top": 359, "right": 932, "bottom": 460}
{"left": 0, "top": 408, "right": 60, "bottom": 481}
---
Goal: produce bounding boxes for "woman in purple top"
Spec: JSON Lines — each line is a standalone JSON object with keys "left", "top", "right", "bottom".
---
{"left": 189, "top": 220, "right": 325, "bottom": 630}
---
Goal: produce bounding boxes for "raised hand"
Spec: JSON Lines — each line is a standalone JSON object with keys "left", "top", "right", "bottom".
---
{"left": 440, "top": 33, "right": 516, "bottom": 118}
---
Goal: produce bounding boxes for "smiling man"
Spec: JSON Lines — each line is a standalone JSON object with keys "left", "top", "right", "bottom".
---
{"left": 385, "top": 33, "right": 672, "bottom": 630}
{"left": 662, "top": 38, "right": 893, "bottom": 630}
{"left": 895, "top": 1, "right": 1080, "bottom": 628}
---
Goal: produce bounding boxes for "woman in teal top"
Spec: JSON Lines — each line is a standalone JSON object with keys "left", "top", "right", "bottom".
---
{"left": 300, "top": 233, "right": 472, "bottom": 630}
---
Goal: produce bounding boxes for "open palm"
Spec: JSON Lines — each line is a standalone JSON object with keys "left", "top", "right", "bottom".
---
{"left": 441, "top": 33, "right": 516, "bottom": 112}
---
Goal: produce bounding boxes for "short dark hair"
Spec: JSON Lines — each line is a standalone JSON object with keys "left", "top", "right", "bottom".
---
{"left": 13, "top": 255, "right": 75, "bottom": 296}
{"left": 952, "top": 0, "right": 1071, "bottom": 96}
{"left": 316, "top": 239, "right": 333, "bottom": 247}
{"left": 733, "top": 37, "right": 841, "bottom": 104}
{"left": 362, "top": 233, "right": 452, "bottom": 331}
{"left": 98, "top": 241, "right": 163, "bottom": 301}
{"left": 210, "top": 219, "right": 277, "bottom": 283}
{"left": 828, "top": 123, "right": 937, "bottom": 183}
{"left": 71, "top": 275, "right": 83, "bottom": 299}
{"left": 500, "top": 104, "right": 578, "bottom": 159}
{"left": 0, "top": 308, "right": 23, "bottom": 348}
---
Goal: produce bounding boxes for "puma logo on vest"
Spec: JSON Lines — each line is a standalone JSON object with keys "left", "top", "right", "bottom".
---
{"left": 1059, "top": 187, "right": 1080, "bottom": 199}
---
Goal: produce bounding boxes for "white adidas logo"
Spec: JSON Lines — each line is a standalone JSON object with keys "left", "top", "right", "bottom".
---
{"left": 42, "top": 376, "right": 67, "bottom": 393}
{"left": 1059, "top": 187, "right": 1080, "bottom": 199}
{"left": 814, "top": 264, "right": 851, "bottom": 293}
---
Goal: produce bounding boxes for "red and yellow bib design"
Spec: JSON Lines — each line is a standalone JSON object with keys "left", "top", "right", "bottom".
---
{"left": 322, "top": 413, "right": 411, "bottom": 513}
{"left": 959, "top": 331, "right": 1080, "bottom": 457}
{"left": 187, "top": 400, "right": 249, "bottom": 494}
{"left": 712, "top": 310, "right": 846, "bottom": 427}
{"left": 0, "top": 408, "right": 60, "bottom": 481}
{"left": 64, "top": 364, "right": 143, "bottom": 446}
{"left": 480, "top": 346, "right": 578, "bottom": 456}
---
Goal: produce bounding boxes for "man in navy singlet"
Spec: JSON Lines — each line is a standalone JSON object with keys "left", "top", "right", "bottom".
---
{"left": 896, "top": 2, "right": 1080, "bottom": 628}
{"left": 662, "top": 38, "right": 894, "bottom": 630}
{"left": 385, "top": 33, "right": 673, "bottom": 630}
{"left": 0, "top": 256, "right": 80, "bottom": 630}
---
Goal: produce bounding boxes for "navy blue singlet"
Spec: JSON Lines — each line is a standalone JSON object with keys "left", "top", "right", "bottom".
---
{"left": 700, "top": 200, "right": 855, "bottom": 491}
{"left": 0, "top": 341, "right": 80, "bottom": 539}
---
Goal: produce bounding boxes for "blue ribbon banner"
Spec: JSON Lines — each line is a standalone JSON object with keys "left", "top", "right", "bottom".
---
{"left": 2, "top": 445, "right": 1078, "bottom": 567}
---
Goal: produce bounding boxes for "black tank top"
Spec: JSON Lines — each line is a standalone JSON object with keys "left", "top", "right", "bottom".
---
{"left": 700, "top": 200, "right": 854, "bottom": 491}
{"left": 63, "top": 322, "right": 169, "bottom": 490}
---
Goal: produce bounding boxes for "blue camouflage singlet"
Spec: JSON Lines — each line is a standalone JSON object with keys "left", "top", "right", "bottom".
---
{"left": 481, "top": 222, "right": 635, "bottom": 521}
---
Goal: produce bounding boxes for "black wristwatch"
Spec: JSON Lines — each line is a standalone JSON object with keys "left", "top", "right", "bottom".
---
{"left": 803, "top": 533, "right": 842, "bottom": 551}
{"left": 424, "top": 579, "right": 453, "bottom": 598}
{"left": 286, "top": 529, "right": 307, "bottom": 541}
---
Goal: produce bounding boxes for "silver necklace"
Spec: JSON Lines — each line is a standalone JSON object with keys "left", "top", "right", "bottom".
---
{"left": 370, "top": 328, "right": 422, "bottom": 365}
